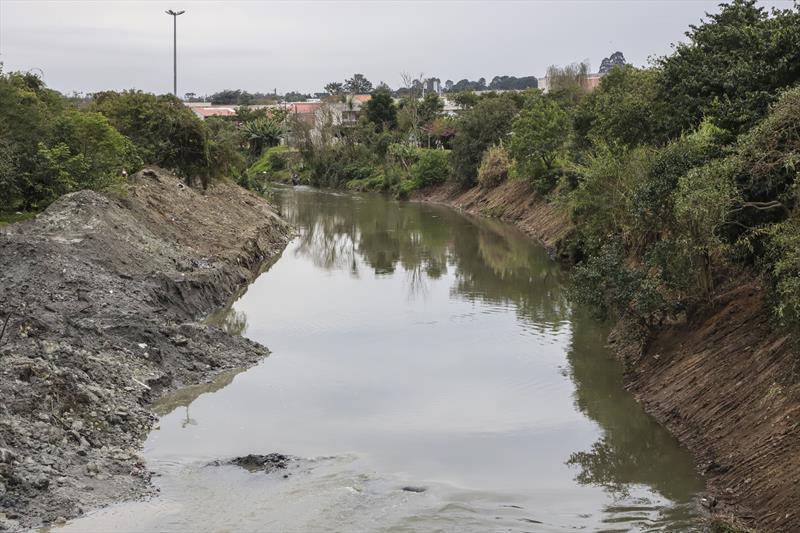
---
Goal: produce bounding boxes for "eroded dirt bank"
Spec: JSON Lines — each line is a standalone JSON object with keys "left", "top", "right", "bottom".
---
{"left": 0, "top": 169, "right": 290, "bottom": 530}
{"left": 415, "top": 182, "right": 800, "bottom": 532}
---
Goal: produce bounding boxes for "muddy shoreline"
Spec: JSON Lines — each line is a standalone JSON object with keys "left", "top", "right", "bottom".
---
{"left": 414, "top": 181, "right": 800, "bottom": 533}
{"left": 0, "top": 169, "right": 291, "bottom": 530}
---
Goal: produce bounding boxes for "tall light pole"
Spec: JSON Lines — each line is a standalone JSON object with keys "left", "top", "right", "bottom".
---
{"left": 165, "top": 10, "right": 185, "bottom": 97}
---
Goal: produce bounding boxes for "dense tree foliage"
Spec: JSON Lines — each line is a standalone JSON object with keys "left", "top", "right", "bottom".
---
{"left": 91, "top": 91, "right": 213, "bottom": 185}
{"left": 364, "top": 88, "right": 397, "bottom": 131}
{"left": 450, "top": 95, "right": 521, "bottom": 186}
{"left": 598, "top": 51, "right": 626, "bottom": 74}
{"left": 0, "top": 70, "right": 267, "bottom": 213}
{"left": 0, "top": 71, "right": 142, "bottom": 210}
{"left": 658, "top": 0, "right": 800, "bottom": 136}
{"left": 510, "top": 93, "right": 570, "bottom": 189}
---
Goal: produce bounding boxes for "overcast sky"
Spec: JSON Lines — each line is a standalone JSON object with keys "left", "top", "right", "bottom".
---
{"left": 0, "top": 0, "right": 794, "bottom": 96}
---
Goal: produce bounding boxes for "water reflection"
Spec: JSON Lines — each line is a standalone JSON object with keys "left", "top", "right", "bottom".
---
{"left": 265, "top": 186, "right": 703, "bottom": 510}
{"left": 564, "top": 314, "right": 703, "bottom": 501}
{"left": 151, "top": 367, "right": 247, "bottom": 418}
{"left": 270, "top": 186, "right": 569, "bottom": 331}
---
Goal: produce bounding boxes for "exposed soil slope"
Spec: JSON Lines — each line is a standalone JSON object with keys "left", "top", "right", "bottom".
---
{"left": 617, "top": 282, "right": 800, "bottom": 532}
{"left": 0, "top": 169, "right": 290, "bottom": 530}
{"left": 417, "top": 181, "right": 800, "bottom": 533}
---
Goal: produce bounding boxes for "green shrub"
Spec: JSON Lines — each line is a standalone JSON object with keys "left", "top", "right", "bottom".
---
{"left": 91, "top": 90, "right": 212, "bottom": 186}
{"left": 763, "top": 218, "right": 800, "bottom": 328}
{"left": 346, "top": 173, "right": 385, "bottom": 192}
{"left": 395, "top": 178, "right": 419, "bottom": 199}
{"left": 267, "top": 146, "right": 290, "bottom": 170}
{"left": 477, "top": 144, "right": 510, "bottom": 188}
{"left": 410, "top": 149, "right": 449, "bottom": 188}
{"left": 510, "top": 92, "right": 569, "bottom": 186}
{"left": 451, "top": 95, "right": 520, "bottom": 186}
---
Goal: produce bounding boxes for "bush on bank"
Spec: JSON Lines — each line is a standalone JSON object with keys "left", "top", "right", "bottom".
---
{"left": 0, "top": 70, "right": 258, "bottom": 213}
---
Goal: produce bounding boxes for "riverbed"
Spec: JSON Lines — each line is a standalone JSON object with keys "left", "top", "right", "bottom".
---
{"left": 58, "top": 186, "right": 705, "bottom": 532}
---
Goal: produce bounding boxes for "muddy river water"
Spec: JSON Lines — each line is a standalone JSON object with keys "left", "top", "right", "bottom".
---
{"left": 61, "top": 186, "right": 705, "bottom": 532}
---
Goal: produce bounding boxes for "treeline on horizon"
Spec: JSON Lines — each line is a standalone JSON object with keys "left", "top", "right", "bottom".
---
{"left": 191, "top": 67, "right": 595, "bottom": 106}
{"left": 191, "top": 73, "right": 545, "bottom": 106}
{"left": 289, "top": 0, "right": 800, "bottom": 339}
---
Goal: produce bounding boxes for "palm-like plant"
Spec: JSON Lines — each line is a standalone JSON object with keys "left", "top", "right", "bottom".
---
{"left": 243, "top": 117, "right": 283, "bottom": 157}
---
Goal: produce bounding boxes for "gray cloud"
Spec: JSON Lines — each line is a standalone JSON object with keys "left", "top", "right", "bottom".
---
{"left": 0, "top": 0, "right": 794, "bottom": 96}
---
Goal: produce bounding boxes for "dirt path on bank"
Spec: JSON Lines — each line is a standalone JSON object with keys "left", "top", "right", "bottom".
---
{"left": 415, "top": 181, "right": 800, "bottom": 533}
{"left": 0, "top": 169, "right": 290, "bottom": 530}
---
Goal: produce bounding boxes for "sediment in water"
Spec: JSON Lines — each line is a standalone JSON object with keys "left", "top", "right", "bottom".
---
{"left": 0, "top": 168, "right": 291, "bottom": 530}
{"left": 414, "top": 181, "right": 800, "bottom": 533}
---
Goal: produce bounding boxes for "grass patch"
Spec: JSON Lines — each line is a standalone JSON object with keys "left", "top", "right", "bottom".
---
{"left": 0, "top": 212, "right": 36, "bottom": 227}
{"left": 480, "top": 205, "right": 507, "bottom": 218}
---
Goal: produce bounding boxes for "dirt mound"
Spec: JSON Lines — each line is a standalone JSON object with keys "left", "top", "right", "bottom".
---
{"left": 0, "top": 168, "right": 290, "bottom": 530}
{"left": 215, "top": 453, "right": 292, "bottom": 473}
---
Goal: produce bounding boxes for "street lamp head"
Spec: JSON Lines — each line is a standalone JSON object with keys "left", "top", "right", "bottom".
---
{"left": 166, "top": 10, "right": 185, "bottom": 16}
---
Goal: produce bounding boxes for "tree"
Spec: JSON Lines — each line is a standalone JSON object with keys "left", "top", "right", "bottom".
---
{"left": 205, "top": 117, "right": 247, "bottom": 182}
{"left": 599, "top": 51, "right": 627, "bottom": 74}
{"left": 450, "top": 95, "right": 520, "bottom": 186}
{"left": 510, "top": 93, "right": 570, "bottom": 180}
{"left": 324, "top": 82, "right": 344, "bottom": 96}
{"left": 452, "top": 91, "right": 478, "bottom": 109}
{"left": 0, "top": 70, "right": 65, "bottom": 210}
{"left": 92, "top": 90, "right": 212, "bottom": 186}
{"left": 418, "top": 92, "right": 444, "bottom": 126}
{"left": 343, "top": 73, "right": 373, "bottom": 94}
{"left": 658, "top": 0, "right": 800, "bottom": 136}
{"left": 283, "top": 91, "right": 310, "bottom": 102}
{"left": 48, "top": 110, "right": 140, "bottom": 191}
{"left": 396, "top": 72, "right": 425, "bottom": 142}
{"left": 242, "top": 117, "right": 283, "bottom": 157}
{"left": 578, "top": 66, "right": 669, "bottom": 150}
{"left": 364, "top": 88, "right": 397, "bottom": 131}
{"left": 488, "top": 75, "right": 539, "bottom": 91}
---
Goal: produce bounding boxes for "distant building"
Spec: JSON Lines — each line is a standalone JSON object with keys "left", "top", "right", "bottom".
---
{"left": 537, "top": 73, "right": 603, "bottom": 94}
{"left": 327, "top": 94, "right": 371, "bottom": 127}
{"left": 190, "top": 106, "right": 237, "bottom": 119}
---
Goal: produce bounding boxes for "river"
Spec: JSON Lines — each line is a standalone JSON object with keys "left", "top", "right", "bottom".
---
{"left": 59, "top": 185, "right": 705, "bottom": 532}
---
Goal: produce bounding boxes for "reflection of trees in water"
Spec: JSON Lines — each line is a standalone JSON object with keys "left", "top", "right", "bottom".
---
{"left": 207, "top": 304, "right": 249, "bottom": 337}
{"left": 218, "top": 308, "right": 248, "bottom": 337}
{"left": 275, "top": 189, "right": 567, "bottom": 330}
{"left": 152, "top": 367, "right": 246, "bottom": 417}
{"left": 451, "top": 217, "right": 569, "bottom": 330}
{"left": 274, "top": 187, "right": 701, "bottom": 510}
{"left": 563, "top": 314, "right": 703, "bottom": 503}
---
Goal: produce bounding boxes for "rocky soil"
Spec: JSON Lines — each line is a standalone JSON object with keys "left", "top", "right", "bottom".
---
{"left": 0, "top": 168, "right": 290, "bottom": 530}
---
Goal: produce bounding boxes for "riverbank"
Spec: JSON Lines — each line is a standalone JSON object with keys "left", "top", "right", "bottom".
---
{"left": 0, "top": 168, "right": 291, "bottom": 530}
{"left": 414, "top": 181, "right": 800, "bottom": 533}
